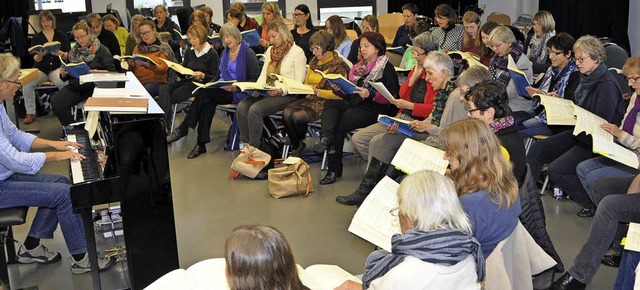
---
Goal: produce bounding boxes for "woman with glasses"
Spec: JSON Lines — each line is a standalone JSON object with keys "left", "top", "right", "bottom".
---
{"left": 281, "top": 30, "right": 350, "bottom": 157}
{"left": 324, "top": 16, "right": 352, "bottom": 58}
{"left": 22, "top": 10, "right": 71, "bottom": 125}
{"left": 335, "top": 171, "right": 484, "bottom": 290}
{"left": 432, "top": 4, "right": 464, "bottom": 51}
{"left": 391, "top": 3, "right": 418, "bottom": 48}
{"left": 127, "top": 19, "right": 176, "bottom": 97}
{"left": 347, "top": 15, "right": 378, "bottom": 64}
{"left": 527, "top": 35, "right": 626, "bottom": 218}
{"left": 290, "top": 4, "right": 319, "bottom": 63}
{"left": 487, "top": 25, "right": 533, "bottom": 112}
{"left": 515, "top": 32, "right": 580, "bottom": 138}
{"left": 153, "top": 5, "right": 182, "bottom": 62}
{"left": 51, "top": 20, "right": 116, "bottom": 126}
{"left": 525, "top": 11, "right": 556, "bottom": 74}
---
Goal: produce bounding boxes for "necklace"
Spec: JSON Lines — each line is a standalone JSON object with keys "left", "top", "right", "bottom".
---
{"left": 230, "top": 48, "right": 240, "bottom": 55}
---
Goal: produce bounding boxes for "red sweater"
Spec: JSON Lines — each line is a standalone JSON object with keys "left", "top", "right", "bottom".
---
{"left": 398, "top": 68, "right": 437, "bottom": 119}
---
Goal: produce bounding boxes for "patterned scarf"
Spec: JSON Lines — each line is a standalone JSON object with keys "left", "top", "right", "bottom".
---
{"left": 431, "top": 80, "right": 457, "bottom": 126}
{"left": 362, "top": 229, "right": 485, "bottom": 289}
{"left": 532, "top": 59, "right": 578, "bottom": 123}
{"left": 266, "top": 41, "right": 293, "bottom": 86}
{"left": 309, "top": 51, "right": 350, "bottom": 91}
{"left": 489, "top": 41, "right": 525, "bottom": 87}
{"left": 136, "top": 38, "right": 177, "bottom": 62}
{"left": 489, "top": 115, "right": 515, "bottom": 132}
{"left": 527, "top": 31, "right": 555, "bottom": 65}
{"left": 573, "top": 62, "right": 608, "bottom": 106}
{"left": 68, "top": 35, "right": 101, "bottom": 63}
{"left": 349, "top": 54, "right": 389, "bottom": 84}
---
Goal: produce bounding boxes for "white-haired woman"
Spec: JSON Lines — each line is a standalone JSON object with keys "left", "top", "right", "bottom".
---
{"left": 336, "top": 170, "right": 484, "bottom": 289}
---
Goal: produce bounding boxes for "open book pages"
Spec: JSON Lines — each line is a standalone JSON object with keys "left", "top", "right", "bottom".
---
{"left": 234, "top": 82, "right": 275, "bottom": 92}
{"left": 269, "top": 74, "right": 315, "bottom": 95}
{"left": 191, "top": 80, "right": 238, "bottom": 94}
{"left": 160, "top": 58, "right": 194, "bottom": 75}
{"left": 367, "top": 81, "right": 395, "bottom": 102}
{"left": 507, "top": 54, "right": 531, "bottom": 98}
{"left": 592, "top": 137, "right": 640, "bottom": 169}
{"left": 172, "top": 28, "right": 189, "bottom": 40}
{"left": 117, "top": 54, "right": 159, "bottom": 66}
{"left": 348, "top": 176, "right": 401, "bottom": 252}
{"left": 624, "top": 223, "right": 640, "bottom": 252}
{"left": 391, "top": 138, "right": 449, "bottom": 175}
{"left": 537, "top": 94, "right": 577, "bottom": 125}
{"left": 448, "top": 50, "right": 486, "bottom": 68}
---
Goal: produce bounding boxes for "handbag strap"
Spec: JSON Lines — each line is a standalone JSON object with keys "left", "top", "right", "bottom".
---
{"left": 243, "top": 154, "right": 266, "bottom": 165}
{"left": 296, "top": 162, "right": 311, "bottom": 197}
{"left": 230, "top": 169, "right": 240, "bottom": 179}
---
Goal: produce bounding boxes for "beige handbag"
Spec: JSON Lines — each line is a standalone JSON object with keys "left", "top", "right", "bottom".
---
{"left": 267, "top": 158, "right": 314, "bottom": 198}
{"left": 230, "top": 145, "right": 271, "bottom": 179}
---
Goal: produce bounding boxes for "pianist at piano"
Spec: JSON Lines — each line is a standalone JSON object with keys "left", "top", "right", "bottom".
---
{"left": 0, "top": 53, "right": 116, "bottom": 274}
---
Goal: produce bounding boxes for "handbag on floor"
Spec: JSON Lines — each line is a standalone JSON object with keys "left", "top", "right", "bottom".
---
{"left": 268, "top": 158, "right": 314, "bottom": 198}
{"left": 230, "top": 145, "right": 271, "bottom": 179}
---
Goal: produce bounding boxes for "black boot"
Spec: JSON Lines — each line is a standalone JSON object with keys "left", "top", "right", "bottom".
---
{"left": 314, "top": 137, "right": 332, "bottom": 154}
{"left": 336, "top": 157, "right": 390, "bottom": 206}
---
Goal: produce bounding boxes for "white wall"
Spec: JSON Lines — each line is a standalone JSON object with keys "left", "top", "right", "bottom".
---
{"left": 477, "top": 0, "right": 539, "bottom": 24}
{"left": 629, "top": 0, "right": 639, "bottom": 55}
{"left": 92, "top": 0, "right": 129, "bottom": 28}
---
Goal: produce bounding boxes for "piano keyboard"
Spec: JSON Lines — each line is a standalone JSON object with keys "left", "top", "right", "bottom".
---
{"left": 66, "top": 130, "right": 101, "bottom": 184}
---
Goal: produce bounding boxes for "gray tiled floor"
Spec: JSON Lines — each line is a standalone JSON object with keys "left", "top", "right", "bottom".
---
{"left": 8, "top": 111, "right": 618, "bottom": 289}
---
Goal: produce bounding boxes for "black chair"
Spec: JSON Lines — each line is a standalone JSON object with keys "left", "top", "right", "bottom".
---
{"left": 0, "top": 207, "right": 29, "bottom": 288}
{"left": 604, "top": 42, "right": 630, "bottom": 70}
{"left": 175, "top": 7, "right": 194, "bottom": 35}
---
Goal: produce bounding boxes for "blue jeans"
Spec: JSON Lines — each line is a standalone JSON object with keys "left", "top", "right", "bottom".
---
{"left": 614, "top": 250, "right": 640, "bottom": 290}
{"left": 513, "top": 109, "right": 553, "bottom": 138}
{"left": 0, "top": 173, "right": 87, "bottom": 255}
{"left": 143, "top": 82, "right": 164, "bottom": 97}
{"left": 576, "top": 156, "right": 640, "bottom": 202}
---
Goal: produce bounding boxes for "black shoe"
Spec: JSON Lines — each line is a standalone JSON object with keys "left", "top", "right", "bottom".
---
{"left": 187, "top": 145, "right": 206, "bottom": 159}
{"left": 551, "top": 272, "right": 586, "bottom": 290}
{"left": 255, "top": 171, "right": 268, "bottom": 180}
{"left": 167, "top": 128, "right": 187, "bottom": 143}
{"left": 336, "top": 157, "right": 390, "bottom": 206}
{"left": 601, "top": 254, "right": 622, "bottom": 267}
{"left": 314, "top": 137, "right": 331, "bottom": 154}
{"left": 576, "top": 208, "right": 595, "bottom": 217}
{"left": 319, "top": 171, "right": 342, "bottom": 185}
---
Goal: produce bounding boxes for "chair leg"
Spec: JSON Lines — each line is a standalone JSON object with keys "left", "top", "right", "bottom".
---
{"left": 524, "top": 137, "right": 533, "bottom": 155}
{"left": 321, "top": 150, "right": 328, "bottom": 171}
{"left": 0, "top": 228, "right": 10, "bottom": 287}
{"left": 540, "top": 175, "right": 550, "bottom": 195}
{"left": 5, "top": 228, "right": 17, "bottom": 264}
{"left": 170, "top": 103, "right": 178, "bottom": 133}
{"left": 282, "top": 144, "right": 290, "bottom": 159}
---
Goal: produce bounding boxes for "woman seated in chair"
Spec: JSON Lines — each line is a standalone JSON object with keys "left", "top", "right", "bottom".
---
{"left": 290, "top": 4, "right": 319, "bottom": 63}
{"left": 324, "top": 15, "right": 352, "bottom": 58}
{"left": 127, "top": 19, "right": 175, "bottom": 97}
{"left": 525, "top": 11, "right": 556, "bottom": 74}
{"left": 51, "top": 20, "right": 116, "bottom": 126}
{"left": 478, "top": 22, "right": 499, "bottom": 66}
{"left": 102, "top": 14, "right": 128, "bottom": 56}
{"left": 0, "top": 53, "right": 115, "bottom": 274}
{"left": 432, "top": 4, "right": 464, "bottom": 51}
{"left": 442, "top": 118, "right": 521, "bottom": 259}
{"left": 391, "top": 3, "right": 418, "bottom": 48}
{"left": 460, "top": 11, "right": 482, "bottom": 59}
{"left": 486, "top": 25, "right": 533, "bottom": 112}
{"left": 22, "top": 10, "right": 71, "bottom": 125}
{"left": 347, "top": 15, "right": 378, "bottom": 64}
{"left": 230, "top": 2, "right": 260, "bottom": 32}
{"left": 252, "top": 2, "right": 283, "bottom": 55}
{"left": 236, "top": 20, "right": 306, "bottom": 167}
{"left": 281, "top": 30, "right": 350, "bottom": 157}
{"left": 153, "top": 5, "right": 182, "bottom": 63}
{"left": 158, "top": 24, "right": 220, "bottom": 137}
{"left": 313, "top": 31, "right": 399, "bottom": 185}
{"left": 125, "top": 14, "right": 145, "bottom": 56}
{"left": 336, "top": 171, "right": 484, "bottom": 290}
{"left": 526, "top": 35, "right": 626, "bottom": 218}
{"left": 225, "top": 224, "right": 309, "bottom": 290}
{"left": 167, "top": 23, "right": 260, "bottom": 159}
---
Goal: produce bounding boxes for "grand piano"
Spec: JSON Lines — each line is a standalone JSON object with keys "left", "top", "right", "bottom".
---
{"left": 64, "top": 72, "right": 179, "bottom": 289}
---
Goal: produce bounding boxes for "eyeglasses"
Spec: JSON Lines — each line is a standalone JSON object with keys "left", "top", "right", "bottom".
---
{"left": 460, "top": 88, "right": 470, "bottom": 97}
{"left": 411, "top": 49, "right": 426, "bottom": 57}
{"left": 293, "top": 13, "right": 306, "bottom": 18}
{"left": 464, "top": 104, "right": 482, "bottom": 113}
{"left": 139, "top": 30, "right": 153, "bottom": 37}
{"left": 625, "top": 76, "right": 640, "bottom": 83}
{"left": 489, "top": 42, "right": 505, "bottom": 49}
{"left": 435, "top": 15, "right": 447, "bottom": 21}
{"left": 389, "top": 207, "right": 400, "bottom": 217}
{"left": 311, "top": 46, "right": 322, "bottom": 52}
{"left": 549, "top": 50, "right": 564, "bottom": 56}
{"left": 74, "top": 33, "right": 89, "bottom": 40}
{"left": 2, "top": 79, "right": 21, "bottom": 86}
{"left": 575, "top": 55, "right": 591, "bottom": 63}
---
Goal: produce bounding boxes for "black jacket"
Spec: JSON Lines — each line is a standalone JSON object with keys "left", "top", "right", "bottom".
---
{"left": 496, "top": 124, "right": 527, "bottom": 183}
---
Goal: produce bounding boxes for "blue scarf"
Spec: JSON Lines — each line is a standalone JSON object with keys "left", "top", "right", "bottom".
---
{"left": 220, "top": 41, "right": 249, "bottom": 104}
{"left": 362, "top": 229, "right": 485, "bottom": 288}
{"left": 533, "top": 59, "right": 578, "bottom": 122}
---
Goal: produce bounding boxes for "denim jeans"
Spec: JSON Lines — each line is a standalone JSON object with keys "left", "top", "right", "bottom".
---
{"left": 568, "top": 175, "right": 640, "bottom": 284}
{"left": 0, "top": 173, "right": 87, "bottom": 255}
{"left": 143, "top": 82, "right": 164, "bottom": 97}
{"left": 614, "top": 250, "right": 640, "bottom": 290}
{"left": 22, "top": 69, "right": 66, "bottom": 114}
{"left": 513, "top": 109, "right": 553, "bottom": 138}
{"left": 577, "top": 156, "right": 640, "bottom": 202}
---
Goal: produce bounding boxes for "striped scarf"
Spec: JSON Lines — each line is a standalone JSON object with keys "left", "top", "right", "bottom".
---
{"left": 362, "top": 229, "right": 485, "bottom": 288}
{"left": 430, "top": 80, "right": 457, "bottom": 126}
{"left": 489, "top": 41, "right": 525, "bottom": 88}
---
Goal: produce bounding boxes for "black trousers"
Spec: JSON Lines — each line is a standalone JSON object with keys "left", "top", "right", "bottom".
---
{"left": 157, "top": 81, "right": 198, "bottom": 125}
{"left": 177, "top": 88, "right": 233, "bottom": 144}
{"left": 51, "top": 84, "right": 95, "bottom": 126}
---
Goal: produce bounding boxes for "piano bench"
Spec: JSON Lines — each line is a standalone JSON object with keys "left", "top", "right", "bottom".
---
{"left": 0, "top": 206, "right": 29, "bottom": 288}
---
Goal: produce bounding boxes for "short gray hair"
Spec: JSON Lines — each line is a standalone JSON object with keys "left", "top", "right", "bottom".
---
{"left": 574, "top": 35, "right": 607, "bottom": 64}
{"left": 412, "top": 32, "right": 438, "bottom": 54}
{"left": 423, "top": 50, "right": 454, "bottom": 77}
{"left": 457, "top": 66, "right": 493, "bottom": 88}
{"left": 0, "top": 53, "right": 20, "bottom": 80}
{"left": 219, "top": 22, "right": 243, "bottom": 48}
{"left": 488, "top": 25, "right": 515, "bottom": 45}
{"left": 398, "top": 170, "right": 472, "bottom": 234}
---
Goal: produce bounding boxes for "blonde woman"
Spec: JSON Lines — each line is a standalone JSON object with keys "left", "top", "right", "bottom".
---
{"left": 153, "top": 5, "right": 182, "bottom": 62}
{"left": 102, "top": 14, "right": 128, "bottom": 54}
{"left": 441, "top": 118, "right": 521, "bottom": 259}
{"left": 526, "top": 10, "right": 556, "bottom": 74}
{"left": 125, "top": 14, "right": 145, "bottom": 55}
{"left": 253, "top": 2, "right": 283, "bottom": 54}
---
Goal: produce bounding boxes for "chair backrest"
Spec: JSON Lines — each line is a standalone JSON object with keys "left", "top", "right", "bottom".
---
{"left": 386, "top": 51, "right": 403, "bottom": 68}
{"left": 378, "top": 13, "right": 404, "bottom": 45}
{"left": 346, "top": 29, "right": 358, "bottom": 41}
{"left": 604, "top": 42, "right": 630, "bottom": 70}
{"left": 175, "top": 7, "right": 194, "bottom": 34}
{"left": 487, "top": 12, "right": 512, "bottom": 26}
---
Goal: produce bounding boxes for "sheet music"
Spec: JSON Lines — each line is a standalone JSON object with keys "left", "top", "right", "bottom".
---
{"left": 348, "top": 176, "right": 401, "bottom": 252}
{"left": 538, "top": 94, "right": 577, "bottom": 125}
{"left": 592, "top": 137, "right": 640, "bottom": 169}
{"left": 92, "top": 88, "right": 149, "bottom": 98}
{"left": 391, "top": 139, "right": 449, "bottom": 175}
{"left": 84, "top": 111, "right": 100, "bottom": 139}
{"left": 625, "top": 223, "right": 640, "bottom": 252}
{"left": 367, "top": 81, "right": 395, "bottom": 102}
{"left": 573, "top": 106, "right": 614, "bottom": 143}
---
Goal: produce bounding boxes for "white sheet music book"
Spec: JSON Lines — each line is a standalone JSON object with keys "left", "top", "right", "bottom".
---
{"left": 348, "top": 176, "right": 401, "bottom": 252}
{"left": 538, "top": 94, "right": 577, "bottom": 125}
{"left": 624, "top": 223, "right": 640, "bottom": 252}
{"left": 79, "top": 73, "right": 129, "bottom": 84}
{"left": 391, "top": 138, "right": 449, "bottom": 175}
{"left": 92, "top": 88, "right": 149, "bottom": 98}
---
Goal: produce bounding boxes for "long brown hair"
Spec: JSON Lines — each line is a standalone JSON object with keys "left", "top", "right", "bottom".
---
{"left": 441, "top": 118, "right": 519, "bottom": 209}
{"left": 225, "top": 225, "right": 309, "bottom": 290}
{"left": 462, "top": 11, "right": 481, "bottom": 49}
{"left": 326, "top": 15, "right": 347, "bottom": 49}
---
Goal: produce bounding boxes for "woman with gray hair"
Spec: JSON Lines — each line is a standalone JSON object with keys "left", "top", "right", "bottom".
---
{"left": 337, "top": 50, "right": 457, "bottom": 206}
{"left": 335, "top": 171, "right": 484, "bottom": 289}
{"left": 487, "top": 25, "right": 533, "bottom": 112}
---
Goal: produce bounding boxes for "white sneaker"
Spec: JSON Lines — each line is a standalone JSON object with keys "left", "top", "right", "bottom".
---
{"left": 70, "top": 253, "right": 117, "bottom": 274}
{"left": 16, "top": 243, "right": 62, "bottom": 264}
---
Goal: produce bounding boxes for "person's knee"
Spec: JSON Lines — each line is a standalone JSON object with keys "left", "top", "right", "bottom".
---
{"left": 595, "top": 195, "right": 619, "bottom": 218}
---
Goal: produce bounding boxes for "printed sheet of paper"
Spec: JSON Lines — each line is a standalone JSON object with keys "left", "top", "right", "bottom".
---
{"left": 391, "top": 138, "right": 449, "bottom": 175}
{"left": 298, "top": 264, "right": 361, "bottom": 290}
{"left": 84, "top": 111, "right": 100, "bottom": 139}
{"left": 625, "top": 223, "right": 640, "bottom": 252}
{"left": 348, "top": 176, "right": 401, "bottom": 252}
{"left": 368, "top": 81, "right": 395, "bottom": 102}
{"left": 538, "top": 94, "right": 576, "bottom": 125}
{"left": 592, "top": 137, "right": 640, "bottom": 169}
{"left": 573, "top": 106, "right": 613, "bottom": 143}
